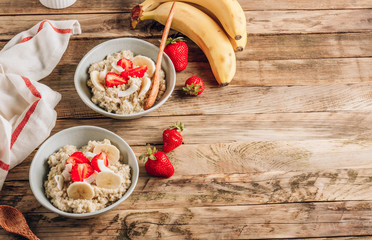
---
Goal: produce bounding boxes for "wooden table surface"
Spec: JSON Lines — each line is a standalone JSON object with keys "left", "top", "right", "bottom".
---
{"left": 1, "top": 0, "right": 372, "bottom": 239}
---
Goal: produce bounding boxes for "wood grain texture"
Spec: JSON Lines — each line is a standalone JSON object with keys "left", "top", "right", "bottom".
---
{"left": 0, "top": 10, "right": 372, "bottom": 41}
{"left": 1, "top": 0, "right": 371, "bottom": 16}
{"left": 54, "top": 82, "right": 372, "bottom": 119}
{"left": 1, "top": 0, "right": 372, "bottom": 239}
{"left": 6, "top": 138, "right": 372, "bottom": 182}
{"left": 3, "top": 32, "right": 371, "bottom": 62}
{"left": 2, "top": 168, "right": 372, "bottom": 210}
{"left": 1, "top": 200, "right": 372, "bottom": 239}
{"left": 49, "top": 111, "right": 372, "bottom": 145}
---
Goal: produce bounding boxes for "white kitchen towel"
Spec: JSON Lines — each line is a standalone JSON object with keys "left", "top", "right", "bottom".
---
{"left": 0, "top": 20, "right": 81, "bottom": 190}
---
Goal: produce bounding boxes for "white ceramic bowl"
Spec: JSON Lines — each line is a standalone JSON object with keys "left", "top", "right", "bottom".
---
{"left": 39, "top": 0, "right": 76, "bottom": 9}
{"left": 29, "top": 126, "right": 139, "bottom": 219}
{"left": 74, "top": 38, "right": 176, "bottom": 119}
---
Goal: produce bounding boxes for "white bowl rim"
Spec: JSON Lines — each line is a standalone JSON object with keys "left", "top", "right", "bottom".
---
{"left": 29, "top": 125, "right": 139, "bottom": 218}
{"left": 74, "top": 37, "right": 176, "bottom": 119}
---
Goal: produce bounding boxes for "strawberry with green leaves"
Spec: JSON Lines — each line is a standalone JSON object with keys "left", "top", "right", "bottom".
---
{"left": 140, "top": 147, "right": 174, "bottom": 178}
{"left": 183, "top": 76, "right": 205, "bottom": 96}
{"left": 164, "top": 37, "right": 188, "bottom": 72}
{"left": 163, "top": 122, "right": 184, "bottom": 153}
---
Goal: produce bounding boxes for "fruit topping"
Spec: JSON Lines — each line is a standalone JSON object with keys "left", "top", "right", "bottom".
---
{"left": 122, "top": 66, "right": 148, "bottom": 79}
{"left": 132, "top": 55, "right": 156, "bottom": 77}
{"left": 117, "top": 58, "right": 133, "bottom": 71}
{"left": 90, "top": 70, "right": 105, "bottom": 91}
{"left": 139, "top": 77, "right": 151, "bottom": 97}
{"left": 67, "top": 182, "right": 94, "bottom": 200}
{"left": 54, "top": 175, "right": 64, "bottom": 190}
{"left": 91, "top": 152, "right": 110, "bottom": 172}
{"left": 70, "top": 163, "right": 94, "bottom": 182}
{"left": 66, "top": 152, "right": 90, "bottom": 166}
{"left": 105, "top": 72, "right": 128, "bottom": 87}
{"left": 93, "top": 144, "right": 120, "bottom": 164}
{"left": 95, "top": 172, "right": 122, "bottom": 189}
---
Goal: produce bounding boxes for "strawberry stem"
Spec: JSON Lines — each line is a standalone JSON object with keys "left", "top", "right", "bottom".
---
{"left": 170, "top": 122, "right": 184, "bottom": 132}
{"left": 165, "top": 37, "right": 185, "bottom": 46}
{"left": 140, "top": 147, "right": 159, "bottom": 163}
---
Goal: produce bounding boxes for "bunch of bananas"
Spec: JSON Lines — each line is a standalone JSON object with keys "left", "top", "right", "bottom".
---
{"left": 131, "top": 0, "right": 247, "bottom": 86}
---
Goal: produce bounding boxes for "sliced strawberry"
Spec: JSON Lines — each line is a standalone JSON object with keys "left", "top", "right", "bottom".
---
{"left": 127, "top": 66, "right": 148, "bottom": 78}
{"left": 91, "top": 152, "right": 109, "bottom": 172}
{"left": 117, "top": 58, "right": 133, "bottom": 71}
{"left": 105, "top": 72, "right": 128, "bottom": 87}
{"left": 66, "top": 152, "right": 90, "bottom": 166}
{"left": 70, "top": 163, "right": 94, "bottom": 182}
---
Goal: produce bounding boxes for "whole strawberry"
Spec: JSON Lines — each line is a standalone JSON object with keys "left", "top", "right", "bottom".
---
{"left": 183, "top": 76, "right": 205, "bottom": 96}
{"left": 164, "top": 37, "right": 188, "bottom": 71}
{"left": 163, "top": 122, "right": 184, "bottom": 153}
{"left": 140, "top": 147, "right": 174, "bottom": 178}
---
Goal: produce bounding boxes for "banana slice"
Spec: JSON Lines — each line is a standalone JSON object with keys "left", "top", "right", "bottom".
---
{"left": 67, "top": 182, "right": 94, "bottom": 200}
{"left": 139, "top": 77, "right": 151, "bottom": 97}
{"left": 95, "top": 172, "right": 121, "bottom": 189}
{"left": 90, "top": 70, "right": 105, "bottom": 92}
{"left": 93, "top": 144, "right": 120, "bottom": 164}
{"left": 54, "top": 175, "right": 64, "bottom": 190}
{"left": 132, "top": 55, "right": 156, "bottom": 77}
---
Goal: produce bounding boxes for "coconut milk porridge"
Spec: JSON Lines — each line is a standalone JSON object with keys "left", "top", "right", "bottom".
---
{"left": 87, "top": 50, "right": 166, "bottom": 114}
{"left": 44, "top": 139, "right": 131, "bottom": 213}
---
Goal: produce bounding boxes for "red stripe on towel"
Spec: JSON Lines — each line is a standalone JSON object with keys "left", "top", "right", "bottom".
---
{"left": 21, "top": 76, "right": 41, "bottom": 98}
{"left": 20, "top": 20, "right": 72, "bottom": 43}
{"left": 10, "top": 76, "right": 42, "bottom": 149}
{"left": 0, "top": 160, "right": 10, "bottom": 171}
{"left": 10, "top": 100, "right": 40, "bottom": 149}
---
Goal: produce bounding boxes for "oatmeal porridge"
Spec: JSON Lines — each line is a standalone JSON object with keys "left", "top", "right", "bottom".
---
{"left": 44, "top": 139, "right": 131, "bottom": 213}
{"left": 87, "top": 50, "right": 166, "bottom": 114}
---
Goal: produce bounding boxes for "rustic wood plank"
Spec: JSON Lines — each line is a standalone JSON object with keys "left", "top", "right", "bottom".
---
{"left": 6, "top": 138, "right": 372, "bottom": 181}
{"left": 1, "top": 200, "right": 372, "bottom": 239}
{"left": 0, "top": 10, "right": 371, "bottom": 41}
{"left": 3, "top": 168, "right": 372, "bottom": 211}
{"left": 40, "top": 57, "right": 372, "bottom": 118}
{"left": 4, "top": 32, "right": 372, "bottom": 62}
{"left": 1, "top": 0, "right": 371, "bottom": 16}
{"left": 53, "top": 83, "right": 372, "bottom": 119}
{"left": 49, "top": 112, "right": 372, "bottom": 145}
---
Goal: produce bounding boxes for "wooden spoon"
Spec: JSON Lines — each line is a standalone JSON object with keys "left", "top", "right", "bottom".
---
{"left": 144, "top": 1, "right": 176, "bottom": 110}
{"left": 0, "top": 205, "right": 39, "bottom": 240}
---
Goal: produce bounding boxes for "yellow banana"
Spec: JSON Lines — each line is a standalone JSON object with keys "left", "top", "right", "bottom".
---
{"left": 131, "top": 2, "right": 236, "bottom": 86}
{"left": 133, "top": 0, "right": 247, "bottom": 50}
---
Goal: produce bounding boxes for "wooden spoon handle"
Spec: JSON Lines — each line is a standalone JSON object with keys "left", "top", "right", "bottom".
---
{"left": 144, "top": 2, "right": 176, "bottom": 110}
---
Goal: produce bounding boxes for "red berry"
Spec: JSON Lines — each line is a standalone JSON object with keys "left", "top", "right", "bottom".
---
{"left": 122, "top": 65, "right": 148, "bottom": 79}
{"left": 66, "top": 152, "right": 90, "bottom": 166}
{"left": 183, "top": 76, "right": 205, "bottom": 96}
{"left": 140, "top": 147, "right": 174, "bottom": 178}
{"left": 105, "top": 72, "right": 128, "bottom": 87}
{"left": 164, "top": 37, "right": 188, "bottom": 72}
{"left": 91, "top": 152, "right": 109, "bottom": 172}
{"left": 163, "top": 122, "right": 184, "bottom": 153}
{"left": 70, "top": 163, "right": 94, "bottom": 182}
{"left": 117, "top": 58, "right": 133, "bottom": 71}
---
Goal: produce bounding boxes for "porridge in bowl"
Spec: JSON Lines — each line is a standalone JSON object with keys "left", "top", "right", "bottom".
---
{"left": 44, "top": 139, "right": 131, "bottom": 213}
{"left": 87, "top": 50, "right": 166, "bottom": 114}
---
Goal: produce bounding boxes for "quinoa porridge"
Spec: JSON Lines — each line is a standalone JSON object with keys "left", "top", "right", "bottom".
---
{"left": 44, "top": 139, "right": 131, "bottom": 213}
{"left": 87, "top": 50, "right": 166, "bottom": 114}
